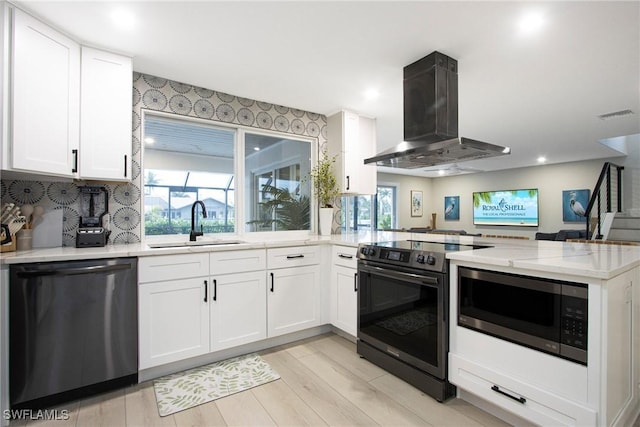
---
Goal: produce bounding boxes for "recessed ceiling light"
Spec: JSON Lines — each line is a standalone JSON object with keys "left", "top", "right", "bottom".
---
{"left": 537, "top": 156, "right": 546, "bottom": 163}
{"left": 364, "top": 88, "right": 380, "bottom": 100}
{"left": 144, "top": 137, "right": 155, "bottom": 144}
{"left": 111, "top": 8, "right": 135, "bottom": 31}
{"left": 254, "top": 147, "right": 260, "bottom": 151}
{"left": 438, "top": 170, "right": 446, "bottom": 176}
{"left": 518, "top": 11, "right": 545, "bottom": 35}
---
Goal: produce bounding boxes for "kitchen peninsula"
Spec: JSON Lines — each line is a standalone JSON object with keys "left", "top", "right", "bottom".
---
{"left": 1, "top": 232, "right": 639, "bottom": 427}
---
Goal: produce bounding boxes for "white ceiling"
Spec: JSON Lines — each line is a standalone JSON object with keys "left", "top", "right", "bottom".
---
{"left": 14, "top": 1, "right": 640, "bottom": 177}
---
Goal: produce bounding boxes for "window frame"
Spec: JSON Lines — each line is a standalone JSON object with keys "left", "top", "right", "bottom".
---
{"left": 141, "top": 110, "right": 319, "bottom": 242}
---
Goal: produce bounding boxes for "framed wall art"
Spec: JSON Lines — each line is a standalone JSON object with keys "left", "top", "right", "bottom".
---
{"left": 444, "top": 195, "right": 460, "bottom": 220}
{"left": 562, "top": 189, "right": 590, "bottom": 222}
{"left": 411, "top": 190, "right": 423, "bottom": 217}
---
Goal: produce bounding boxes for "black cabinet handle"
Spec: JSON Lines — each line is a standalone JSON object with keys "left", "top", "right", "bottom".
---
{"left": 204, "top": 280, "right": 208, "bottom": 302}
{"left": 346, "top": 176, "right": 350, "bottom": 191}
{"left": 354, "top": 272, "right": 358, "bottom": 292}
{"left": 72, "top": 149, "right": 78, "bottom": 173}
{"left": 124, "top": 154, "right": 128, "bottom": 178}
{"left": 213, "top": 279, "right": 217, "bottom": 301}
{"left": 338, "top": 254, "right": 353, "bottom": 259}
{"left": 286, "top": 254, "right": 304, "bottom": 259}
{"left": 491, "top": 385, "right": 526, "bottom": 404}
{"left": 270, "top": 272, "right": 274, "bottom": 292}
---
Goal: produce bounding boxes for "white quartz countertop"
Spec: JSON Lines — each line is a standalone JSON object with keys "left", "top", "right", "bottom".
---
{"left": 446, "top": 240, "right": 640, "bottom": 279}
{"left": 0, "top": 232, "right": 378, "bottom": 265}
{"left": 1, "top": 231, "right": 639, "bottom": 279}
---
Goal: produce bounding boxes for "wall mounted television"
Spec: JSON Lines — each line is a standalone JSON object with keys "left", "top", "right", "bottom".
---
{"left": 472, "top": 189, "right": 539, "bottom": 226}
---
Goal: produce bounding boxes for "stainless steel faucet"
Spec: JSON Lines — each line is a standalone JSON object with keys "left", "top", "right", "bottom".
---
{"left": 190, "top": 200, "right": 208, "bottom": 241}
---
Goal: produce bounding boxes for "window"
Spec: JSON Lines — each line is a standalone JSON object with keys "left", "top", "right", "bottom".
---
{"left": 376, "top": 185, "right": 397, "bottom": 229}
{"left": 244, "top": 133, "right": 311, "bottom": 232}
{"left": 143, "top": 113, "right": 235, "bottom": 236}
{"left": 142, "top": 113, "right": 314, "bottom": 238}
{"left": 341, "top": 185, "right": 397, "bottom": 232}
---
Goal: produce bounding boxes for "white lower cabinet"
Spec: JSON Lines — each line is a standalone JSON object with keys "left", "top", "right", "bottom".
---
{"left": 138, "top": 246, "right": 324, "bottom": 369}
{"left": 139, "top": 277, "right": 210, "bottom": 369}
{"left": 267, "top": 246, "right": 322, "bottom": 338}
{"left": 330, "top": 245, "right": 358, "bottom": 336}
{"left": 210, "top": 249, "right": 267, "bottom": 351}
{"left": 267, "top": 265, "right": 321, "bottom": 337}
{"left": 139, "top": 254, "right": 210, "bottom": 369}
{"left": 210, "top": 271, "right": 266, "bottom": 351}
{"left": 449, "top": 353, "right": 596, "bottom": 426}
{"left": 140, "top": 250, "right": 269, "bottom": 369}
{"left": 449, "top": 261, "right": 640, "bottom": 427}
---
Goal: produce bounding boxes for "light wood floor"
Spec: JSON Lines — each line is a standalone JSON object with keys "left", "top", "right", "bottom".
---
{"left": 12, "top": 333, "right": 519, "bottom": 426}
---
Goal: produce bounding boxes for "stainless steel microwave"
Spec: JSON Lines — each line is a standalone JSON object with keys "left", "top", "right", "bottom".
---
{"left": 458, "top": 267, "right": 588, "bottom": 365}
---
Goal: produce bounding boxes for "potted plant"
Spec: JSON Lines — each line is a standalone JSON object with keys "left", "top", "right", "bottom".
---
{"left": 246, "top": 185, "right": 310, "bottom": 231}
{"left": 309, "top": 147, "right": 340, "bottom": 235}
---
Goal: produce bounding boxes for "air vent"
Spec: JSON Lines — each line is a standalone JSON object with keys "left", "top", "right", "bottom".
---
{"left": 597, "top": 109, "right": 635, "bottom": 121}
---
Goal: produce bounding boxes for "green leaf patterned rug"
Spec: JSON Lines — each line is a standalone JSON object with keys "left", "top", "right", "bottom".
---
{"left": 153, "top": 353, "right": 280, "bottom": 416}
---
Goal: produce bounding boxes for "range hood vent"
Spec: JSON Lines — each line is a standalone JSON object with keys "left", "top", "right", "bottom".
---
{"left": 365, "top": 51, "right": 510, "bottom": 169}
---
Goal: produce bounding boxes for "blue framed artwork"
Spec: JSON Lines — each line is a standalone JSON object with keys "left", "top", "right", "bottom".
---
{"left": 444, "top": 195, "right": 460, "bottom": 220}
{"left": 562, "top": 189, "right": 589, "bottom": 222}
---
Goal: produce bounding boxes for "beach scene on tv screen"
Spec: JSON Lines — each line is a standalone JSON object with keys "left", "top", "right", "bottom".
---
{"left": 473, "top": 189, "right": 539, "bottom": 226}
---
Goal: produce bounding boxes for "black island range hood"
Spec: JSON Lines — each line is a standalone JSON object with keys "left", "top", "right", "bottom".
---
{"left": 364, "top": 51, "right": 510, "bottom": 169}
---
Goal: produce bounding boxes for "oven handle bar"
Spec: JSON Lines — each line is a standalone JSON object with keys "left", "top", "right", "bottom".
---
{"left": 359, "top": 264, "right": 439, "bottom": 286}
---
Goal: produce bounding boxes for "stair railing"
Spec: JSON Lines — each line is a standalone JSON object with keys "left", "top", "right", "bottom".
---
{"left": 585, "top": 162, "right": 624, "bottom": 239}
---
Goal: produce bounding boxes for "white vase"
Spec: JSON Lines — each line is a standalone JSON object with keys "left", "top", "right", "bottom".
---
{"left": 319, "top": 207, "right": 333, "bottom": 236}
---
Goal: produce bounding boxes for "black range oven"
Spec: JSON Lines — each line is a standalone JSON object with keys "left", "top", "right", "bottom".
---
{"left": 357, "top": 240, "right": 489, "bottom": 402}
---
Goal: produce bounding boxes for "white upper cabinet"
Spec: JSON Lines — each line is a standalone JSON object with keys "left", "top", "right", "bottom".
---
{"left": 10, "top": 7, "right": 80, "bottom": 177}
{"left": 2, "top": 5, "right": 132, "bottom": 181}
{"left": 327, "top": 110, "right": 377, "bottom": 195}
{"left": 80, "top": 47, "right": 132, "bottom": 181}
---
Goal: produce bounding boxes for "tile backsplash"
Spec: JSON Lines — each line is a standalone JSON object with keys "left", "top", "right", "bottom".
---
{"left": 1, "top": 73, "right": 328, "bottom": 246}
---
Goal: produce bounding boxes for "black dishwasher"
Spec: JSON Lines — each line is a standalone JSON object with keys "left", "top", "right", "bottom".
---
{"left": 10, "top": 257, "right": 138, "bottom": 410}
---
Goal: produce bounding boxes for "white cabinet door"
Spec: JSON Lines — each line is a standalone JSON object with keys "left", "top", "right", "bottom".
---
{"left": 80, "top": 47, "right": 132, "bottom": 181}
{"left": 11, "top": 8, "right": 79, "bottom": 177}
{"left": 139, "top": 277, "right": 210, "bottom": 369}
{"left": 210, "top": 271, "right": 267, "bottom": 352}
{"left": 327, "top": 110, "right": 377, "bottom": 195}
{"left": 267, "top": 265, "right": 321, "bottom": 337}
{"left": 331, "top": 265, "right": 358, "bottom": 336}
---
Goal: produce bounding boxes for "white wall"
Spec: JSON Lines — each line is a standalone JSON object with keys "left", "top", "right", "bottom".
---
{"left": 378, "top": 173, "right": 433, "bottom": 229}
{"left": 380, "top": 159, "right": 613, "bottom": 239}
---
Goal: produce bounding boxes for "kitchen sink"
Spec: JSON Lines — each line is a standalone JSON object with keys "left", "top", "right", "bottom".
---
{"left": 147, "top": 240, "right": 245, "bottom": 248}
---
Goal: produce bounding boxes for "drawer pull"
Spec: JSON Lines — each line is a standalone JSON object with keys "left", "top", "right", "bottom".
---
{"left": 72, "top": 149, "right": 78, "bottom": 173}
{"left": 213, "top": 279, "right": 217, "bottom": 301}
{"left": 338, "top": 254, "right": 353, "bottom": 259}
{"left": 204, "top": 280, "right": 208, "bottom": 303}
{"left": 270, "top": 272, "right": 274, "bottom": 292}
{"left": 491, "top": 385, "right": 526, "bottom": 404}
{"left": 286, "top": 254, "right": 304, "bottom": 259}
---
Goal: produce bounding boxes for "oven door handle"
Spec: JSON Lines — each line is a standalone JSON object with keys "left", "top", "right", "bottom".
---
{"left": 359, "top": 265, "right": 439, "bottom": 286}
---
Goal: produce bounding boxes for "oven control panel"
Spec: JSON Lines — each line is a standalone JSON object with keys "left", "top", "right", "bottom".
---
{"left": 358, "top": 244, "right": 446, "bottom": 272}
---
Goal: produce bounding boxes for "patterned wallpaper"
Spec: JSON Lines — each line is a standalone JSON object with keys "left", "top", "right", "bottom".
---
{"left": 0, "top": 72, "right": 329, "bottom": 246}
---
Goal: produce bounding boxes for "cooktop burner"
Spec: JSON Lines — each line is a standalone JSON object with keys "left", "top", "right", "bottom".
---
{"left": 372, "top": 240, "right": 488, "bottom": 252}
{"left": 358, "top": 240, "right": 491, "bottom": 273}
